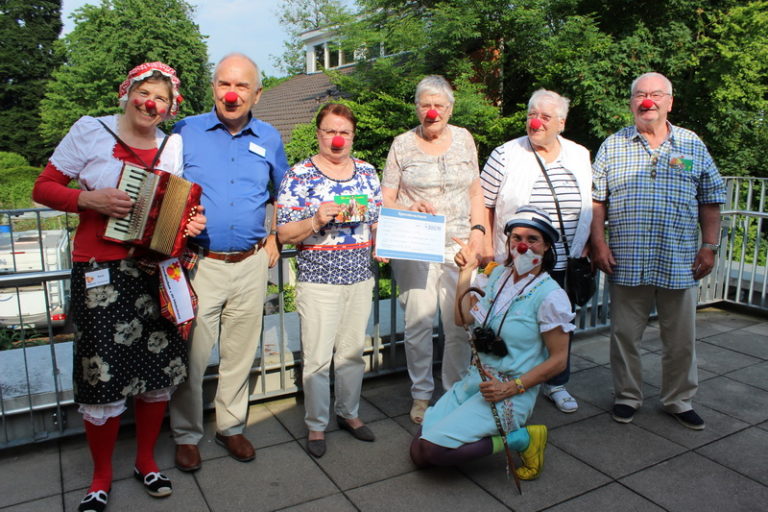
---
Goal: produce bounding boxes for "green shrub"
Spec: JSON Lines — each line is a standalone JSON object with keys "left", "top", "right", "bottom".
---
{"left": 0, "top": 152, "right": 29, "bottom": 169}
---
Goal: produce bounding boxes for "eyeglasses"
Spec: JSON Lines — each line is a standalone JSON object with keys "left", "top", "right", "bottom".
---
{"left": 632, "top": 91, "right": 671, "bottom": 101}
{"left": 318, "top": 128, "right": 354, "bottom": 139}
{"left": 527, "top": 112, "right": 555, "bottom": 123}
{"left": 417, "top": 103, "right": 449, "bottom": 113}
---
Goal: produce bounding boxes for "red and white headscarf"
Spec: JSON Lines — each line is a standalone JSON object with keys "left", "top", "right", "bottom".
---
{"left": 118, "top": 61, "right": 184, "bottom": 116}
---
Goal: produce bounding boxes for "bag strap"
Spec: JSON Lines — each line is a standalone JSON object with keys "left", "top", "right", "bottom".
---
{"left": 528, "top": 138, "right": 571, "bottom": 256}
{"left": 97, "top": 118, "right": 170, "bottom": 170}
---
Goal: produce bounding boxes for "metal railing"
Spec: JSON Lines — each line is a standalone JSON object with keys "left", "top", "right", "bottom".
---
{"left": 1, "top": 176, "right": 766, "bottom": 448}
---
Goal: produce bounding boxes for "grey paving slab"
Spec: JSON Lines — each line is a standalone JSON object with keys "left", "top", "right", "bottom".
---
{"left": 195, "top": 441, "right": 338, "bottom": 512}
{"left": 0, "top": 495, "right": 63, "bottom": 512}
{"left": 545, "top": 482, "right": 665, "bottom": 512}
{"left": 0, "top": 443, "right": 61, "bottom": 507}
{"left": 276, "top": 493, "right": 357, "bottom": 512}
{"left": 528, "top": 392, "right": 604, "bottom": 429}
{"left": 263, "top": 395, "right": 385, "bottom": 440}
{"left": 245, "top": 402, "right": 300, "bottom": 446}
{"left": 696, "top": 308, "right": 763, "bottom": 331}
{"left": 571, "top": 335, "right": 611, "bottom": 365}
{"left": 64, "top": 467, "right": 208, "bottom": 512}
{"left": 696, "top": 341, "right": 762, "bottom": 375}
{"left": 569, "top": 353, "right": 599, "bottom": 373}
{"left": 621, "top": 451, "right": 768, "bottom": 512}
{"left": 563, "top": 366, "right": 658, "bottom": 412}
{"left": 696, "top": 427, "right": 768, "bottom": 486}
{"left": 696, "top": 376, "right": 768, "bottom": 425}
{"left": 702, "top": 328, "right": 768, "bottom": 360}
{"left": 346, "top": 468, "right": 510, "bottom": 512}
{"left": 309, "top": 418, "right": 414, "bottom": 490}
{"left": 360, "top": 374, "right": 415, "bottom": 418}
{"left": 161, "top": 406, "right": 288, "bottom": 468}
{"left": 391, "top": 413, "right": 421, "bottom": 436}
{"left": 461, "top": 444, "right": 611, "bottom": 512}
{"left": 630, "top": 402, "right": 749, "bottom": 449}
{"left": 548, "top": 414, "right": 686, "bottom": 479}
{"left": 695, "top": 316, "right": 734, "bottom": 339}
{"left": 725, "top": 361, "right": 768, "bottom": 391}
{"left": 742, "top": 321, "right": 768, "bottom": 337}
{"left": 264, "top": 396, "right": 306, "bottom": 438}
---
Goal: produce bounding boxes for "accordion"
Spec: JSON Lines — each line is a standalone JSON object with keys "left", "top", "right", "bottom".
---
{"left": 103, "top": 163, "right": 202, "bottom": 257}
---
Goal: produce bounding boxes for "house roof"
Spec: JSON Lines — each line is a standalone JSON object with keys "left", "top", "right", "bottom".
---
{"left": 251, "top": 69, "right": 352, "bottom": 143}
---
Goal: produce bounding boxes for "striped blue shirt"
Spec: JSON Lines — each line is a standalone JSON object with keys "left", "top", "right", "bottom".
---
{"left": 592, "top": 123, "right": 725, "bottom": 289}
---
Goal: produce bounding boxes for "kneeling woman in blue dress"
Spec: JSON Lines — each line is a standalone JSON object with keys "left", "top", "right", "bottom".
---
{"left": 410, "top": 205, "right": 574, "bottom": 480}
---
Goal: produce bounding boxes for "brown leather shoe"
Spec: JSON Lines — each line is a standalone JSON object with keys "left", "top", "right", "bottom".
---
{"left": 175, "top": 444, "right": 201, "bottom": 472}
{"left": 215, "top": 433, "right": 255, "bottom": 462}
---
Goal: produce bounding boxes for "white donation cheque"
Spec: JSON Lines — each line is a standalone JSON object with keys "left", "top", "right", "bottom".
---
{"left": 375, "top": 207, "right": 446, "bottom": 263}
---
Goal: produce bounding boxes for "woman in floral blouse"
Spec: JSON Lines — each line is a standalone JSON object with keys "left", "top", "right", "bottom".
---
{"left": 32, "top": 63, "right": 205, "bottom": 512}
{"left": 277, "top": 103, "right": 382, "bottom": 458}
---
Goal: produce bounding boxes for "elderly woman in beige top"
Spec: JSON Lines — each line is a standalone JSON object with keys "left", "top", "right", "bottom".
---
{"left": 382, "top": 75, "right": 486, "bottom": 424}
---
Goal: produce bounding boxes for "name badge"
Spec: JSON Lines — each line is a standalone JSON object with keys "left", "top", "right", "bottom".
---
{"left": 249, "top": 142, "right": 266, "bottom": 157}
{"left": 85, "top": 268, "right": 110, "bottom": 289}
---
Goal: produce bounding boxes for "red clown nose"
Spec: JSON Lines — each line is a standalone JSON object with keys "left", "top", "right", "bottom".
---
{"left": 144, "top": 100, "right": 156, "bottom": 111}
{"left": 425, "top": 109, "right": 439, "bottom": 121}
{"left": 529, "top": 118, "right": 543, "bottom": 130}
{"left": 331, "top": 136, "right": 345, "bottom": 149}
{"left": 517, "top": 242, "right": 529, "bottom": 254}
{"left": 640, "top": 98, "right": 655, "bottom": 109}
{"left": 224, "top": 91, "right": 238, "bottom": 104}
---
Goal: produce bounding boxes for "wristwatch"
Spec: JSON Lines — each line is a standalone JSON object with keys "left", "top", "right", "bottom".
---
{"left": 471, "top": 224, "right": 486, "bottom": 235}
{"left": 701, "top": 243, "right": 720, "bottom": 253}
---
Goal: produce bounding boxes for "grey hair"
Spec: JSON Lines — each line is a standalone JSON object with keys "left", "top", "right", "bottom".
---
{"left": 213, "top": 52, "right": 262, "bottom": 90}
{"left": 528, "top": 89, "right": 570, "bottom": 120}
{"left": 414, "top": 75, "right": 454, "bottom": 106}
{"left": 630, "top": 72, "right": 673, "bottom": 96}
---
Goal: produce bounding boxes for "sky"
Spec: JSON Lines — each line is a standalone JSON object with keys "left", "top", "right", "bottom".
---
{"left": 60, "top": 0, "right": 292, "bottom": 77}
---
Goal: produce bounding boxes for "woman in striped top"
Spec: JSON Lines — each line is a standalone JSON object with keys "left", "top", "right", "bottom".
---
{"left": 479, "top": 89, "right": 593, "bottom": 414}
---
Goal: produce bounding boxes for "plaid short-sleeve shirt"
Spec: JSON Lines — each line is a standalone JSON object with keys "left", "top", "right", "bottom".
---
{"left": 592, "top": 123, "right": 725, "bottom": 289}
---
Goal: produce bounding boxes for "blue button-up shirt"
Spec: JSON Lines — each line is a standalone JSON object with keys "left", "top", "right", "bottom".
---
{"left": 592, "top": 123, "right": 725, "bottom": 289}
{"left": 173, "top": 110, "right": 289, "bottom": 252}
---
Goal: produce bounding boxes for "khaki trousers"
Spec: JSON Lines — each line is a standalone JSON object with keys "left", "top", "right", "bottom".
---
{"left": 392, "top": 260, "right": 471, "bottom": 400}
{"left": 170, "top": 249, "right": 268, "bottom": 444}
{"left": 296, "top": 278, "right": 374, "bottom": 431}
{"left": 609, "top": 283, "right": 698, "bottom": 413}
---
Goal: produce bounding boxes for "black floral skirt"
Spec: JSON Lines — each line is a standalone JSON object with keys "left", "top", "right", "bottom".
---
{"left": 71, "top": 259, "right": 188, "bottom": 404}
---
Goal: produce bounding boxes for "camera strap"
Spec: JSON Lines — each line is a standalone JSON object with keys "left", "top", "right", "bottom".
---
{"left": 484, "top": 269, "right": 537, "bottom": 338}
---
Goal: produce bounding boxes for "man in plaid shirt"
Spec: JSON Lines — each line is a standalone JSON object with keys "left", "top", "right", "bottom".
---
{"left": 591, "top": 72, "right": 725, "bottom": 430}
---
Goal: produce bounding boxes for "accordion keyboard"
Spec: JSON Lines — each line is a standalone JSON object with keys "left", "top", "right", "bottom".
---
{"left": 104, "top": 164, "right": 157, "bottom": 241}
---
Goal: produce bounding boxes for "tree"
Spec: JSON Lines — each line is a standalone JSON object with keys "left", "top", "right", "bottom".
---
{"left": 0, "top": 1, "right": 62, "bottom": 165}
{"left": 324, "top": 0, "right": 767, "bottom": 176}
{"left": 272, "top": 0, "right": 351, "bottom": 76}
{"left": 39, "top": 0, "right": 211, "bottom": 148}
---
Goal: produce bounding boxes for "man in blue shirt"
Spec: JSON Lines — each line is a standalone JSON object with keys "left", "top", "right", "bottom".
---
{"left": 591, "top": 72, "right": 725, "bottom": 431}
{"left": 170, "top": 53, "right": 289, "bottom": 470}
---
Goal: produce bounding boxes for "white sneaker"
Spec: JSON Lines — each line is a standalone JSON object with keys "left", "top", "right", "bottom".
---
{"left": 543, "top": 385, "right": 578, "bottom": 413}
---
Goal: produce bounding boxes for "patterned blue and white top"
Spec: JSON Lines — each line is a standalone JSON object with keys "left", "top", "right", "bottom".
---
{"left": 592, "top": 123, "right": 726, "bottom": 289}
{"left": 276, "top": 157, "right": 382, "bottom": 285}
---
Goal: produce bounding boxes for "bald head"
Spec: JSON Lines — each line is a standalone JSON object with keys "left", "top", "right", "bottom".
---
{"left": 212, "top": 52, "right": 263, "bottom": 134}
{"left": 213, "top": 53, "right": 261, "bottom": 90}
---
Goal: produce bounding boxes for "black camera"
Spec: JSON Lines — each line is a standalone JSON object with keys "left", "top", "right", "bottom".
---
{"left": 472, "top": 326, "right": 509, "bottom": 357}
